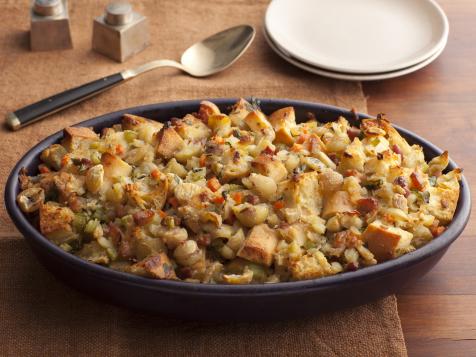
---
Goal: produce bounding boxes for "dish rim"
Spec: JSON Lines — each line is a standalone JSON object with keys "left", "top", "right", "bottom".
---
{"left": 4, "top": 98, "right": 471, "bottom": 296}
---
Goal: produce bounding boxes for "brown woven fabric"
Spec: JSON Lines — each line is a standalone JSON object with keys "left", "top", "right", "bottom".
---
{"left": 0, "top": 1, "right": 407, "bottom": 356}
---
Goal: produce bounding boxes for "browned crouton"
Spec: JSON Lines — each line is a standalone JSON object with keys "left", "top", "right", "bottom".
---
{"left": 237, "top": 224, "right": 278, "bottom": 266}
{"left": 155, "top": 126, "right": 185, "bottom": 159}
{"left": 289, "top": 251, "right": 333, "bottom": 280}
{"left": 198, "top": 100, "right": 220, "bottom": 122}
{"left": 64, "top": 126, "right": 97, "bottom": 140}
{"left": 252, "top": 154, "right": 288, "bottom": 183}
{"left": 39, "top": 202, "right": 74, "bottom": 240}
{"left": 122, "top": 114, "right": 163, "bottom": 144}
{"left": 62, "top": 127, "right": 97, "bottom": 151}
{"left": 426, "top": 186, "right": 459, "bottom": 225}
{"left": 122, "top": 114, "right": 161, "bottom": 130}
{"left": 362, "top": 221, "right": 413, "bottom": 262}
{"left": 321, "top": 191, "right": 354, "bottom": 219}
{"left": 173, "top": 182, "right": 213, "bottom": 208}
{"left": 228, "top": 98, "right": 251, "bottom": 127}
{"left": 142, "top": 175, "right": 169, "bottom": 210}
{"left": 269, "top": 107, "right": 296, "bottom": 146}
{"left": 318, "top": 169, "right": 344, "bottom": 193}
{"left": 174, "top": 114, "right": 211, "bottom": 141}
{"left": 281, "top": 171, "right": 322, "bottom": 218}
{"left": 53, "top": 172, "right": 85, "bottom": 202}
{"left": 132, "top": 253, "right": 177, "bottom": 279}
{"left": 244, "top": 110, "right": 275, "bottom": 140}
{"left": 101, "top": 153, "right": 132, "bottom": 180}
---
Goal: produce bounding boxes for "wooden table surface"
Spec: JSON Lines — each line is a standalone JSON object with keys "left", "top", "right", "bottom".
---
{"left": 363, "top": 0, "right": 476, "bottom": 355}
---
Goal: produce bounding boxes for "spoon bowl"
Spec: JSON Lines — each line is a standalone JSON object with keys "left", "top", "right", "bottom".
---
{"left": 180, "top": 25, "right": 255, "bottom": 77}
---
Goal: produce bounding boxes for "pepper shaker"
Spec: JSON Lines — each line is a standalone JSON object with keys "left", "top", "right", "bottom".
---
{"left": 30, "top": 0, "right": 73, "bottom": 51}
{"left": 92, "top": 2, "right": 150, "bottom": 62}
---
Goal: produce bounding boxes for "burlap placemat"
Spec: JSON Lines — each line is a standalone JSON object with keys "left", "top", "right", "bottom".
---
{"left": 0, "top": 1, "right": 407, "bottom": 356}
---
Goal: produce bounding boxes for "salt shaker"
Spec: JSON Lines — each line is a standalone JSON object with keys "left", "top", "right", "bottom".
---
{"left": 30, "top": 0, "right": 73, "bottom": 51}
{"left": 92, "top": 2, "right": 150, "bottom": 62}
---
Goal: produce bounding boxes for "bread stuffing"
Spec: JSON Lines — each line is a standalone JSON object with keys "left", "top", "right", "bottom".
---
{"left": 16, "top": 99, "right": 462, "bottom": 283}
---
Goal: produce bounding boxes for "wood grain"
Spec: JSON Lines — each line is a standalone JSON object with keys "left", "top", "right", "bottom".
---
{"left": 363, "top": 0, "right": 476, "bottom": 355}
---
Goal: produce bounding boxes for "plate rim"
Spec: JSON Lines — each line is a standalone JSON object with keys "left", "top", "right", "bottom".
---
{"left": 265, "top": 0, "right": 449, "bottom": 74}
{"left": 264, "top": 25, "right": 447, "bottom": 81}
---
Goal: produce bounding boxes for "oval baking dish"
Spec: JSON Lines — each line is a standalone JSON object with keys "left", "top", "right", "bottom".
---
{"left": 4, "top": 99, "right": 471, "bottom": 321}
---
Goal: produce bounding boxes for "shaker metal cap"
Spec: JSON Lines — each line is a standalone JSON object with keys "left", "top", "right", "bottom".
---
{"left": 105, "top": 2, "right": 133, "bottom": 26}
{"left": 33, "top": 0, "right": 64, "bottom": 17}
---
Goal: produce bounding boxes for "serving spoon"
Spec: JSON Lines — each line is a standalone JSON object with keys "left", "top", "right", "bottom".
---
{"left": 6, "top": 24, "right": 255, "bottom": 131}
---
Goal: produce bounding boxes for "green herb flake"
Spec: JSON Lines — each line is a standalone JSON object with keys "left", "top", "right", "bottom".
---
{"left": 363, "top": 179, "right": 383, "bottom": 190}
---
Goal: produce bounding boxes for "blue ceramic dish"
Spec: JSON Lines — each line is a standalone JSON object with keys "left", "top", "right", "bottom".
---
{"left": 4, "top": 99, "right": 471, "bottom": 321}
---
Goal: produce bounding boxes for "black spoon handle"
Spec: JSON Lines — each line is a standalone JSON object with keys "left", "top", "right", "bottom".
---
{"left": 6, "top": 72, "right": 125, "bottom": 131}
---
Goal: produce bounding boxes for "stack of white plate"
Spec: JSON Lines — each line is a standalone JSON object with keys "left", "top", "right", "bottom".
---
{"left": 264, "top": 0, "right": 449, "bottom": 81}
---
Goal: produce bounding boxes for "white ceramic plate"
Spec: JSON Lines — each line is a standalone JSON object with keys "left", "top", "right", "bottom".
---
{"left": 265, "top": 0, "right": 449, "bottom": 74}
{"left": 264, "top": 26, "right": 446, "bottom": 81}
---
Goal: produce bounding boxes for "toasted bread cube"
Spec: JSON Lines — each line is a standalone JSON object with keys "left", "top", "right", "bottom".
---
{"left": 53, "top": 172, "right": 86, "bottom": 201}
{"left": 282, "top": 171, "right": 322, "bottom": 218}
{"left": 103, "top": 131, "right": 129, "bottom": 156}
{"left": 39, "top": 202, "right": 74, "bottom": 241}
{"left": 174, "top": 142, "right": 203, "bottom": 164}
{"left": 207, "top": 114, "right": 231, "bottom": 134}
{"left": 321, "top": 191, "right": 354, "bottom": 219}
{"left": 237, "top": 224, "right": 278, "bottom": 267}
{"left": 319, "top": 169, "right": 344, "bottom": 193}
{"left": 244, "top": 110, "right": 275, "bottom": 141}
{"left": 101, "top": 153, "right": 132, "bottom": 192}
{"left": 428, "top": 151, "right": 449, "bottom": 177}
{"left": 436, "top": 168, "right": 462, "bottom": 191}
{"left": 122, "top": 114, "right": 163, "bottom": 144}
{"left": 155, "top": 126, "right": 185, "bottom": 159}
{"left": 122, "top": 113, "right": 160, "bottom": 130}
{"left": 198, "top": 100, "right": 220, "bottom": 122}
{"left": 269, "top": 107, "right": 296, "bottom": 146}
{"left": 269, "top": 107, "right": 296, "bottom": 127}
{"left": 426, "top": 186, "right": 459, "bottom": 225}
{"left": 142, "top": 176, "right": 169, "bottom": 210}
{"left": 175, "top": 114, "right": 211, "bottom": 141}
{"left": 339, "top": 138, "right": 366, "bottom": 172}
{"left": 275, "top": 127, "right": 294, "bottom": 146}
{"left": 62, "top": 127, "right": 98, "bottom": 151}
{"left": 63, "top": 127, "right": 97, "bottom": 140}
{"left": 279, "top": 223, "right": 307, "bottom": 246}
{"left": 131, "top": 252, "right": 177, "bottom": 279}
{"left": 289, "top": 251, "right": 333, "bottom": 280}
{"left": 252, "top": 154, "right": 288, "bottom": 183}
{"left": 362, "top": 220, "right": 413, "bottom": 262}
{"left": 101, "top": 153, "right": 132, "bottom": 180}
{"left": 229, "top": 98, "right": 251, "bottom": 127}
{"left": 174, "top": 182, "right": 213, "bottom": 208}
{"left": 373, "top": 118, "right": 413, "bottom": 157}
